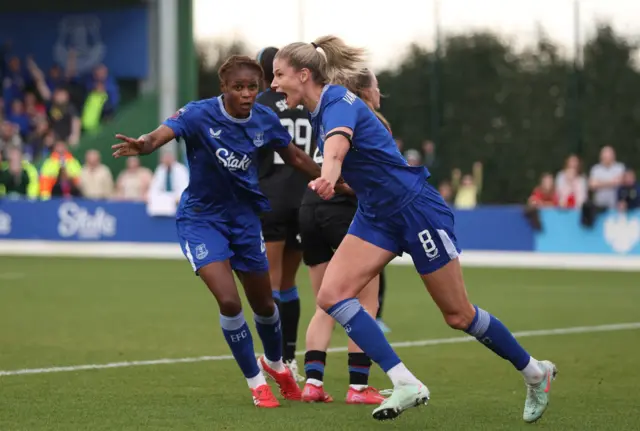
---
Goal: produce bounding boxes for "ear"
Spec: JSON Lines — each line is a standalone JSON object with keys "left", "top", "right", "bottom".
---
{"left": 299, "top": 68, "right": 311, "bottom": 83}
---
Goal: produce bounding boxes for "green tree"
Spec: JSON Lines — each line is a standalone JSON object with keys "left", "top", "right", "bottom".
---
{"left": 581, "top": 24, "right": 640, "bottom": 167}
{"left": 194, "top": 25, "right": 640, "bottom": 203}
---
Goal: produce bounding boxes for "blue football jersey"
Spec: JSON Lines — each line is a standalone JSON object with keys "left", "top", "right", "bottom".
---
{"left": 163, "top": 96, "right": 292, "bottom": 215}
{"left": 310, "top": 85, "right": 429, "bottom": 219}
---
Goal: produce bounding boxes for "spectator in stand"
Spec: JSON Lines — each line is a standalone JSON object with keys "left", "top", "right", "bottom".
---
{"left": 556, "top": 163, "right": 587, "bottom": 209}
{"left": 556, "top": 167, "right": 586, "bottom": 209}
{"left": 617, "top": 169, "right": 640, "bottom": 212}
{"left": 51, "top": 166, "right": 82, "bottom": 199}
{"left": 149, "top": 152, "right": 188, "bottom": 201}
{"left": 39, "top": 140, "right": 81, "bottom": 199}
{"left": 27, "top": 54, "right": 75, "bottom": 100}
{"left": 5, "top": 146, "right": 38, "bottom": 198}
{"left": 46, "top": 88, "right": 81, "bottom": 147}
{"left": 529, "top": 173, "right": 558, "bottom": 207}
{"left": 24, "top": 91, "right": 47, "bottom": 122}
{"left": 85, "top": 64, "right": 120, "bottom": 110}
{"left": 452, "top": 162, "right": 483, "bottom": 209}
{"left": 589, "top": 146, "right": 625, "bottom": 209}
{"left": 0, "top": 147, "right": 35, "bottom": 198}
{"left": 81, "top": 81, "right": 114, "bottom": 133}
{"left": 24, "top": 117, "right": 52, "bottom": 162}
{"left": 115, "top": 156, "right": 153, "bottom": 202}
{"left": 0, "top": 120, "right": 22, "bottom": 157}
{"left": 404, "top": 148, "right": 422, "bottom": 167}
{"left": 79, "top": 149, "right": 114, "bottom": 200}
{"left": 524, "top": 173, "right": 558, "bottom": 231}
{"left": 7, "top": 99, "right": 29, "bottom": 137}
{"left": 438, "top": 180, "right": 454, "bottom": 206}
{"left": 0, "top": 97, "right": 5, "bottom": 122}
{"left": 45, "top": 64, "right": 67, "bottom": 93}
{"left": 147, "top": 152, "right": 189, "bottom": 215}
{"left": 2, "top": 56, "right": 27, "bottom": 113}
{"left": 422, "top": 140, "right": 437, "bottom": 170}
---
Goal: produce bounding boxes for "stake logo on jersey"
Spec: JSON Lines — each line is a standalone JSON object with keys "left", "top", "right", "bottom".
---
{"left": 162, "top": 96, "right": 292, "bottom": 215}
{"left": 216, "top": 148, "right": 252, "bottom": 172}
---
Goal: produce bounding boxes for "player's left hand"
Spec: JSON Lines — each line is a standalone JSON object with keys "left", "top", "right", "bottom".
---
{"left": 309, "top": 177, "right": 335, "bottom": 200}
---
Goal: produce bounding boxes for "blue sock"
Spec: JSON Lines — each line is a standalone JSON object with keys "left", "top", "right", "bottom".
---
{"left": 465, "top": 305, "right": 531, "bottom": 370}
{"left": 280, "top": 286, "right": 299, "bottom": 303}
{"left": 328, "top": 298, "right": 401, "bottom": 372}
{"left": 220, "top": 311, "right": 260, "bottom": 378}
{"left": 272, "top": 290, "right": 281, "bottom": 302}
{"left": 254, "top": 307, "right": 283, "bottom": 363}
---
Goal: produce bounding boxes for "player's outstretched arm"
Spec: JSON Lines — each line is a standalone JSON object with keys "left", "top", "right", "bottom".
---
{"left": 275, "top": 141, "right": 322, "bottom": 179}
{"left": 309, "top": 127, "right": 351, "bottom": 200}
{"left": 112, "top": 125, "right": 176, "bottom": 158}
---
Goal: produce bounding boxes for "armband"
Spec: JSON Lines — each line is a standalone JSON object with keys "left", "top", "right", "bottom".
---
{"left": 325, "top": 130, "right": 352, "bottom": 144}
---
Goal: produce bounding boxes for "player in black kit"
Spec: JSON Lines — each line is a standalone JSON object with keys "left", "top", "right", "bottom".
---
{"left": 256, "top": 47, "right": 311, "bottom": 381}
{"left": 299, "top": 68, "right": 391, "bottom": 405}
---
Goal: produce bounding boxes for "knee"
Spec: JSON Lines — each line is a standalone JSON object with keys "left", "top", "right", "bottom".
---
{"left": 316, "top": 289, "right": 333, "bottom": 311}
{"left": 217, "top": 297, "right": 243, "bottom": 317}
{"left": 251, "top": 297, "right": 276, "bottom": 317}
{"left": 316, "top": 286, "right": 344, "bottom": 311}
{"left": 442, "top": 303, "right": 476, "bottom": 331}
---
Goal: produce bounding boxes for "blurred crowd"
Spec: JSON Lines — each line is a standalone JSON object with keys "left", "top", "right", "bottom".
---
{"left": 0, "top": 41, "right": 125, "bottom": 200}
{"left": 0, "top": 144, "right": 191, "bottom": 204}
{"left": 399, "top": 140, "right": 638, "bottom": 227}
{"left": 524, "top": 145, "right": 638, "bottom": 229}
{"left": 400, "top": 139, "right": 483, "bottom": 210}
{"left": 526, "top": 146, "right": 638, "bottom": 213}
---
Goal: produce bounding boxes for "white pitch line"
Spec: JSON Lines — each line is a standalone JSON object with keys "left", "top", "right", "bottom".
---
{"left": 2, "top": 322, "right": 639, "bottom": 377}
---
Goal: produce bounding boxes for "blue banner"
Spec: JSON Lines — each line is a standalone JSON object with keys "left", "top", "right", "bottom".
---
{"left": 535, "top": 208, "right": 640, "bottom": 255}
{"left": 0, "top": 199, "right": 176, "bottom": 243}
{"left": 0, "top": 200, "right": 536, "bottom": 251}
{"left": 0, "top": 8, "right": 148, "bottom": 78}
{"left": 454, "top": 206, "right": 534, "bottom": 251}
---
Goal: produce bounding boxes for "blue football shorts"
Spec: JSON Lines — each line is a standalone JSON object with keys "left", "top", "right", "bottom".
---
{"left": 348, "top": 182, "right": 461, "bottom": 275}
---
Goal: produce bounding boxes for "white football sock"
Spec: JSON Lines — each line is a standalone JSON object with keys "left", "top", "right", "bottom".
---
{"left": 521, "top": 357, "right": 544, "bottom": 385}
{"left": 266, "top": 358, "right": 286, "bottom": 373}
{"left": 386, "top": 362, "right": 421, "bottom": 387}
{"left": 247, "top": 372, "right": 267, "bottom": 389}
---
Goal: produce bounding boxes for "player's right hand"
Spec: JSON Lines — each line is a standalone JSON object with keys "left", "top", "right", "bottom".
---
{"left": 309, "top": 177, "right": 335, "bottom": 200}
{"left": 112, "top": 134, "right": 146, "bottom": 158}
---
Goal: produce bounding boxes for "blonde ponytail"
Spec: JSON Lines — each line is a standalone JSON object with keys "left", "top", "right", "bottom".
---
{"left": 312, "top": 35, "right": 366, "bottom": 87}
{"left": 276, "top": 35, "right": 366, "bottom": 86}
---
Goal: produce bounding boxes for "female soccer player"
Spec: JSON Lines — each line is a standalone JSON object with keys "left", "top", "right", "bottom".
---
{"left": 299, "top": 68, "right": 388, "bottom": 406}
{"left": 112, "top": 55, "right": 329, "bottom": 408}
{"left": 254, "top": 47, "right": 310, "bottom": 381}
{"left": 271, "top": 37, "right": 557, "bottom": 422}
